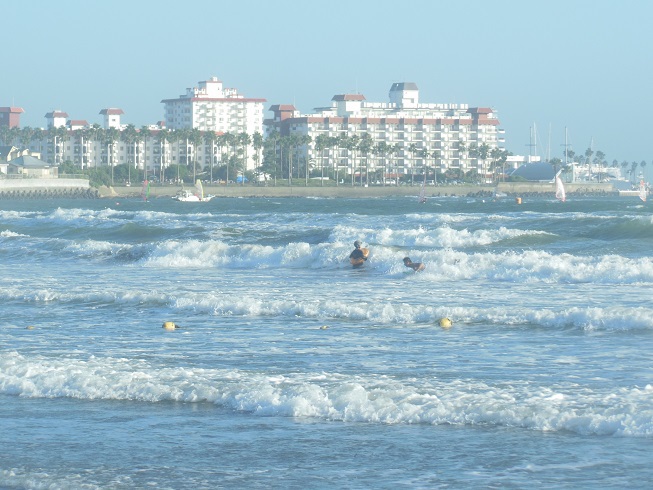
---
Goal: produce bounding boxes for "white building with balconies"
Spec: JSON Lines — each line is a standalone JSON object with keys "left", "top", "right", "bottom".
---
{"left": 265, "top": 82, "right": 506, "bottom": 183}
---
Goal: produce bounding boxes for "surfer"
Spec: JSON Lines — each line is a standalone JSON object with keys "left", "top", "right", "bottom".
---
{"left": 403, "top": 257, "right": 425, "bottom": 272}
{"left": 349, "top": 240, "right": 369, "bottom": 267}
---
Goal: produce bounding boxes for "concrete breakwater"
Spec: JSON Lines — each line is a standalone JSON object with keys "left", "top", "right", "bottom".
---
{"left": 100, "top": 181, "right": 617, "bottom": 199}
{"left": 0, "top": 179, "right": 617, "bottom": 199}
{"left": 0, "top": 178, "right": 98, "bottom": 199}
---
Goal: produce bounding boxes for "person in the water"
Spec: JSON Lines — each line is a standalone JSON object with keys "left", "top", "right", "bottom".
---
{"left": 403, "top": 256, "right": 425, "bottom": 271}
{"left": 349, "top": 240, "right": 369, "bottom": 266}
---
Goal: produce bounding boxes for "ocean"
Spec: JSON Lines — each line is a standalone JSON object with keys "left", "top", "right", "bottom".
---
{"left": 1, "top": 193, "right": 652, "bottom": 489}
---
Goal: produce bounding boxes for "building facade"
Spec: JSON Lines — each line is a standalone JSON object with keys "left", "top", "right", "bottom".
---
{"left": 161, "top": 76, "right": 265, "bottom": 168}
{"left": 1, "top": 77, "right": 267, "bottom": 180}
{"left": 265, "top": 82, "right": 506, "bottom": 183}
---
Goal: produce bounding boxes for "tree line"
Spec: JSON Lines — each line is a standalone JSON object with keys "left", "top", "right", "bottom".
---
{"left": 3, "top": 123, "right": 646, "bottom": 187}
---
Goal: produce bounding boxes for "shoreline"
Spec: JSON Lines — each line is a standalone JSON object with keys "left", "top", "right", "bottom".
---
{"left": 100, "top": 181, "right": 617, "bottom": 199}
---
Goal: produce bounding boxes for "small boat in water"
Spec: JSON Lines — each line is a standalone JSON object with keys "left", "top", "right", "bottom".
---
{"left": 172, "top": 180, "right": 214, "bottom": 202}
{"left": 172, "top": 189, "right": 201, "bottom": 202}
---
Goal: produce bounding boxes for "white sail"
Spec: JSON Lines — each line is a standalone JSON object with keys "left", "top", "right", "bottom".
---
{"left": 639, "top": 180, "right": 647, "bottom": 202}
{"left": 418, "top": 173, "right": 427, "bottom": 203}
{"left": 555, "top": 175, "right": 566, "bottom": 202}
{"left": 195, "top": 179, "right": 204, "bottom": 200}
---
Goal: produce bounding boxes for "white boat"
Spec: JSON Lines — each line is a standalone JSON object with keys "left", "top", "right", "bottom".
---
{"left": 172, "top": 180, "right": 214, "bottom": 202}
{"left": 172, "top": 189, "right": 201, "bottom": 202}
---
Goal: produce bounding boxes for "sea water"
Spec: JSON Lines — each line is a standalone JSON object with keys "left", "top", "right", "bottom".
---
{"left": 1, "top": 194, "right": 652, "bottom": 489}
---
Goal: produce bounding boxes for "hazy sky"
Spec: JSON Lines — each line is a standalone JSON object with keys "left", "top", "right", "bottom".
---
{"left": 3, "top": 0, "right": 652, "bottom": 168}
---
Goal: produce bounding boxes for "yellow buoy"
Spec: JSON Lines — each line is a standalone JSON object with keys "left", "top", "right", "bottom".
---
{"left": 162, "top": 321, "right": 178, "bottom": 331}
{"left": 319, "top": 325, "right": 329, "bottom": 330}
{"left": 439, "top": 317, "right": 452, "bottom": 328}
{"left": 26, "top": 325, "right": 35, "bottom": 330}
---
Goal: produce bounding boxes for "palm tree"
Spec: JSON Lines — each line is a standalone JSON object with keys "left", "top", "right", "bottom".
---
{"left": 224, "top": 132, "right": 238, "bottom": 185}
{"left": 594, "top": 150, "right": 606, "bottom": 182}
{"left": 329, "top": 134, "right": 343, "bottom": 186}
{"left": 156, "top": 128, "right": 171, "bottom": 182}
{"left": 314, "top": 134, "right": 329, "bottom": 186}
{"left": 104, "top": 127, "right": 120, "bottom": 185}
{"left": 358, "top": 133, "right": 374, "bottom": 186}
{"left": 280, "top": 134, "right": 293, "bottom": 184}
{"left": 373, "top": 141, "right": 391, "bottom": 186}
{"left": 140, "top": 125, "right": 152, "bottom": 178}
{"left": 203, "top": 130, "right": 218, "bottom": 183}
{"left": 0, "top": 125, "right": 11, "bottom": 146}
{"left": 262, "top": 130, "right": 280, "bottom": 185}
{"left": 169, "top": 129, "right": 186, "bottom": 182}
{"left": 620, "top": 160, "right": 629, "bottom": 181}
{"left": 477, "top": 143, "right": 490, "bottom": 182}
{"left": 584, "top": 147, "right": 594, "bottom": 180}
{"left": 18, "top": 127, "right": 36, "bottom": 152}
{"left": 252, "top": 131, "right": 263, "bottom": 184}
{"left": 630, "top": 161, "right": 639, "bottom": 183}
{"left": 188, "top": 128, "right": 203, "bottom": 182}
{"left": 348, "top": 134, "right": 361, "bottom": 186}
{"left": 296, "top": 134, "right": 311, "bottom": 185}
{"left": 391, "top": 143, "right": 401, "bottom": 185}
{"left": 418, "top": 147, "right": 430, "bottom": 184}
{"left": 238, "top": 132, "right": 251, "bottom": 184}
{"left": 408, "top": 142, "right": 419, "bottom": 186}
{"left": 121, "top": 124, "right": 139, "bottom": 183}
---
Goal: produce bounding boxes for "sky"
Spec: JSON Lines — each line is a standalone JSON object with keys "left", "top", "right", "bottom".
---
{"left": 3, "top": 0, "right": 653, "bottom": 175}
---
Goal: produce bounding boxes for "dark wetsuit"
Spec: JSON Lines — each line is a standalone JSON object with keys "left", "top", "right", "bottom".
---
{"left": 404, "top": 259, "right": 425, "bottom": 271}
{"left": 350, "top": 248, "right": 367, "bottom": 261}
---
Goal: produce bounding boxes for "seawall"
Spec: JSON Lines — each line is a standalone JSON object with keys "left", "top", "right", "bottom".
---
{"left": 0, "top": 179, "right": 616, "bottom": 199}
{"left": 0, "top": 178, "right": 99, "bottom": 199}
{"left": 100, "top": 181, "right": 617, "bottom": 199}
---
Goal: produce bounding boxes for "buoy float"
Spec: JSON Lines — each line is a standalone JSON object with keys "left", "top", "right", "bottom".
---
{"left": 26, "top": 325, "right": 35, "bottom": 330}
{"left": 162, "top": 321, "right": 179, "bottom": 330}
{"left": 515, "top": 197, "right": 522, "bottom": 205}
{"left": 439, "top": 317, "right": 452, "bottom": 328}
{"left": 319, "top": 325, "right": 329, "bottom": 330}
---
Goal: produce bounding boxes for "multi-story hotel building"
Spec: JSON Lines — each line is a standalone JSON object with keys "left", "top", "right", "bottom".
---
{"left": 2, "top": 80, "right": 505, "bottom": 182}
{"left": 265, "top": 82, "right": 505, "bottom": 182}
{"left": 1, "top": 77, "right": 266, "bottom": 179}
{"left": 162, "top": 77, "right": 265, "bottom": 135}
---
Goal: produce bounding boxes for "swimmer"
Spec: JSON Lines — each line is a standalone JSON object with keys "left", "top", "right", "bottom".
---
{"left": 403, "top": 257, "right": 425, "bottom": 272}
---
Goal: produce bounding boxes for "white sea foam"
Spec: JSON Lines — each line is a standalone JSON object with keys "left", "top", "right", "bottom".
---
{"left": 0, "top": 229, "right": 26, "bottom": 237}
{"left": 1, "top": 278, "right": 652, "bottom": 330}
{"left": 1, "top": 352, "right": 651, "bottom": 436}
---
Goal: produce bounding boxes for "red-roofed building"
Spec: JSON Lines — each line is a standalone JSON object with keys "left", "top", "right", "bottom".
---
{"left": 99, "top": 108, "right": 125, "bottom": 129}
{"left": 265, "top": 82, "right": 505, "bottom": 184}
{"left": 0, "top": 107, "right": 24, "bottom": 128}
{"left": 45, "top": 110, "right": 69, "bottom": 129}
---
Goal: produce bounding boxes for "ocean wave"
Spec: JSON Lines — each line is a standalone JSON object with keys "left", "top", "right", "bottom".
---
{"left": 1, "top": 282, "right": 651, "bottom": 331}
{"left": 1, "top": 352, "right": 651, "bottom": 437}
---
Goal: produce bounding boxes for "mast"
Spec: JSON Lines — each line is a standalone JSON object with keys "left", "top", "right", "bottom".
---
{"left": 527, "top": 124, "right": 538, "bottom": 162}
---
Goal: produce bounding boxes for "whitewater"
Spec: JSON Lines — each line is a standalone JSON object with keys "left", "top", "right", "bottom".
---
{"left": 1, "top": 194, "right": 652, "bottom": 489}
